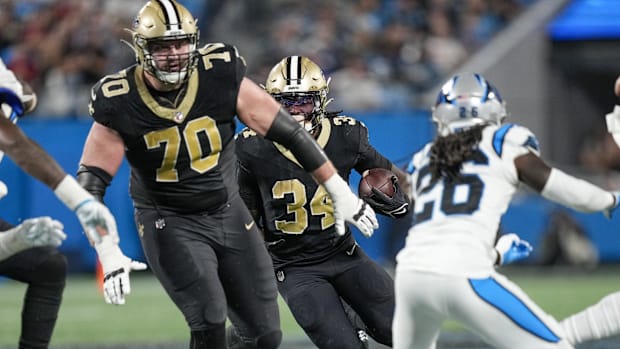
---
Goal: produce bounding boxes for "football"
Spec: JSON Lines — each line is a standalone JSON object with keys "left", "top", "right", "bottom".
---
{"left": 18, "top": 77, "right": 37, "bottom": 113}
{"left": 358, "top": 168, "right": 396, "bottom": 198}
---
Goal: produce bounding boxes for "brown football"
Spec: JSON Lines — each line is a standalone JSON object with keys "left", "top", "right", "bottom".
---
{"left": 358, "top": 168, "right": 396, "bottom": 198}
{"left": 18, "top": 77, "right": 37, "bottom": 113}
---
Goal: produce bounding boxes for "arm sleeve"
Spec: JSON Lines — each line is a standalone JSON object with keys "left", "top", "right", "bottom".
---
{"left": 541, "top": 168, "right": 615, "bottom": 212}
{"left": 354, "top": 121, "right": 392, "bottom": 173}
{"left": 265, "top": 108, "right": 328, "bottom": 172}
{"left": 236, "top": 160, "right": 263, "bottom": 224}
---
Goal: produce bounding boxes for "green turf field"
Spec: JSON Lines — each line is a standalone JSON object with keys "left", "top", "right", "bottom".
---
{"left": 0, "top": 266, "right": 619, "bottom": 348}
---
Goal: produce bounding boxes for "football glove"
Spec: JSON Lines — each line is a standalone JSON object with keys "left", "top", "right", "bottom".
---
{"left": 0, "top": 216, "right": 66, "bottom": 261}
{"left": 75, "top": 200, "right": 147, "bottom": 305}
{"left": 494, "top": 233, "right": 533, "bottom": 266}
{"left": 323, "top": 173, "right": 378, "bottom": 238}
{"left": 604, "top": 192, "right": 620, "bottom": 220}
{"left": 95, "top": 235, "right": 147, "bottom": 305}
{"left": 362, "top": 176, "right": 410, "bottom": 218}
{"left": 0, "top": 180, "right": 7, "bottom": 200}
{"left": 0, "top": 61, "right": 26, "bottom": 116}
{"left": 606, "top": 105, "right": 620, "bottom": 148}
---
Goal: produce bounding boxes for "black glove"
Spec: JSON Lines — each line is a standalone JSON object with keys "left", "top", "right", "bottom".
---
{"left": 363, "top": 176, "right": 410, "bottom": 218}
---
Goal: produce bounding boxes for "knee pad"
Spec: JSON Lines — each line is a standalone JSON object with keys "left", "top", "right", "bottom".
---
{"left": 256, "top": 329, "right": 282, "bottom": 349}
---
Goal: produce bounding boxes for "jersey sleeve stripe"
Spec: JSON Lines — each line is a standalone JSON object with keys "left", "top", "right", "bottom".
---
{"left": 492, "top": 123, "right": 515, "bottom": 156}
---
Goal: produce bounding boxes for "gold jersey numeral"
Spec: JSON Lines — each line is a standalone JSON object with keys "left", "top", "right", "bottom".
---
{"left": 272, "top": 179, "right": 335, "bottom": 235}
{"left": 144, "top": 115, "right": 222, "bottom": 182}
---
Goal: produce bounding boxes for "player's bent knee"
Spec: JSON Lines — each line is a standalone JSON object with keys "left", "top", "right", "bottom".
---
{"left": 32, "top": 250, "right": 68, "bottom": 285}
{"left": 256, "top": 329, "right": 282, "bottom": 349}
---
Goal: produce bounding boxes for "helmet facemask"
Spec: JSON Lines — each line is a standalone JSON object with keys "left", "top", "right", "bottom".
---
{"left": 135, "top": 34, "right": 198, "bottom": 86}
{"left": 129, "top": 0, "right": 199, "bottom": 88}
{"left": 272, "top": 91, "right": 326, "bottom": 133}
{"left": 264, "top": 56, "right": 332, "bottom": 136}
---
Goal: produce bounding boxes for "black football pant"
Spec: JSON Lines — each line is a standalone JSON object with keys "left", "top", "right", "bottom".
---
{"left": 136, "top": 194, "right": 281, "bottom": 349}
{"left": 276, "top": 244, "right": 394, "bottom": 349}
{"left": 0, "top": 219, "right": 67, "bottom": 349}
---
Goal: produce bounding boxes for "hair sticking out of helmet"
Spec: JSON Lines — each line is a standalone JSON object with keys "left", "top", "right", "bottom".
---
{"left": 128, "top": 0, "right": 199, "bottom": 87}
{"left": 431, "top": 72, "right": 507, "bottom": 137}
{"left": 264, "top": 56, "right": 333, "bottom": 134}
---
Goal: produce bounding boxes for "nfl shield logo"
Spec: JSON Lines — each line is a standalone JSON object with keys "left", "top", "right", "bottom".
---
{"left": 276, "top": 270, "right": 285, "bottom": 282}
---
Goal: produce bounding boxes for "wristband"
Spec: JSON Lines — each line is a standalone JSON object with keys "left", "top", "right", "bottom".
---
{"left": 53, "top": 175, "right": 94, "bottom": 211}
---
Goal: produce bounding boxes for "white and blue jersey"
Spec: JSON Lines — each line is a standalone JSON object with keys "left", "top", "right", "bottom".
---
{"left": 392, "top": 123, "right": 574, "bottom": 349}
{"left": 397, "top": 123, "right": 539, "bottom": 277}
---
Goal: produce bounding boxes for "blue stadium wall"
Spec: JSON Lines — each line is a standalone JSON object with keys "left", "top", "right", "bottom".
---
{"left": 1, "top": 113, "right": 619, "bottom": 272}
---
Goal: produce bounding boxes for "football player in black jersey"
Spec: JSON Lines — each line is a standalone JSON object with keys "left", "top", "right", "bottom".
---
{"left": 0, "top": 60, "right": 139, "bottom": 347}
{"left": 235, "top": 56, "right": 410, "bottom": 349}
{"left": 77, "top": 1, "right": 378, "bottom": 348}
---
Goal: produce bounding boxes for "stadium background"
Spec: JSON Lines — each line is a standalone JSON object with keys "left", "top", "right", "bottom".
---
{"left": 1, "top": 0, "right": 620, "bottom": 347}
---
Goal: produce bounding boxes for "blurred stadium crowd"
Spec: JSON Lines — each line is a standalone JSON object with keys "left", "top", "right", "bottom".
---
{"left": 0, "top": 0, "right": 537, "bottom": 118}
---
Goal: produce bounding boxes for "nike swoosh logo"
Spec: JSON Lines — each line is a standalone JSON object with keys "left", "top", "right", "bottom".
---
{"left": 244, "top": 221, "right": 255, "bottom": 230}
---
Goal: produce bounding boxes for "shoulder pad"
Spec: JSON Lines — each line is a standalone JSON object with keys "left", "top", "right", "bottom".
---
{"left": 330, "top": 115, "right": 364, "bottom": 128}
{"left": 197, "top": 43, "right": 247, "bottom": 68}
{"left": 89, "top": 69, "right": 131, "bottom": 122}
{"left": 491, "top": 123, "right": 540, "bottom": 157}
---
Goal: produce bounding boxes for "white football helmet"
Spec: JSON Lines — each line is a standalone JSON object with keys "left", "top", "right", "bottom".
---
{"left": 432, "top": 72, "right": 507, "bottom": 136}
{"left": 264, "top": 56, "right": 332, "bottom": 133}
{"left": 128, "top": 0, "right": 199, "bottom": 86}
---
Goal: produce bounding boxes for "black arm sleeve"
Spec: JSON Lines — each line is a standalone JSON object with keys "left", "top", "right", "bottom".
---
{"left": 265, "top": 108, "right": 328, "bottom": 172}
{"left": 237, "top": 160, "right": 263, "bottom": 225}
{"left": 76, "top": 165, "right": 112, "bottom": 203}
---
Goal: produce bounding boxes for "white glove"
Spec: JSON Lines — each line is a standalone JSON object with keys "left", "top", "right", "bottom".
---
{"left": 75, "top": 200, "right": 147, "bottom": 305}
{"left": 54, "top": 175, "right": 117, "bottom": 246}
{"left": 494, "top": 233, "right": 533, "bottom": 266}
{"left": 0, "top": 62, "right": 26, "bottom": 116}
{"left": 75, "top": 199, "right": 119, "bottom": 245}
{"left": 604, "top": 192, "right": 620, "bottom": 219}
{"left": 0, "top": 180, "right": 8, "bottom": 200}
{"left": 0, "top": 216, "right": 66, "bottom": 261}
{"left": 323, "top": 173, "right": 379, "bottom": 237}
{"left": 95, "top": 235, "right": 147, "bottom": 305}
{"left": 53, "top": 175, "right": 147, "bottom": 304}
{"left": 606, "top": 105, "right": 620, "bottom": 147}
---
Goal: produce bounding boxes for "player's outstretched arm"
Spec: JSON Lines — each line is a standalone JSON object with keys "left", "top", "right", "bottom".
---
{"left": 515, "top": 152, "right": 618, "bottom": 217}
{"left": 0, "top": 216, "right": 66, "bottom": 261}
{"left": 76, "top": 122, "right": 148, "bottom": 305}
{"left": 0, "top": 63, "right": 146, "bottom": 304}
{"left": 236, "top": 78, "right": 378, "bottom": 237}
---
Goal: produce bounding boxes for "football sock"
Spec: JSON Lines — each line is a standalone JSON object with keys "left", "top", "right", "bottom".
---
{"left": 190, "top": 324, "right": 225, "bottom": 349}
{"left": 19, "top": 281, "right": 65, "bottom": 348}
{"left": 560, "top": 291, "right": 620, "bottom": 344}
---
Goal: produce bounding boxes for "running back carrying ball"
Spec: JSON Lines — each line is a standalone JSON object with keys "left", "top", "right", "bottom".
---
{"left": 359, "top": 168, "right": 396, "bottom": 198}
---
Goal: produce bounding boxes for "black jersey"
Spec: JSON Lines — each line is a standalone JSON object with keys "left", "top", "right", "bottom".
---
{"left": 236, "top": 116, "right": 392, "bottom": 267}
{"left": 89, "top": 43, "right": 245, "bottom": 213}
